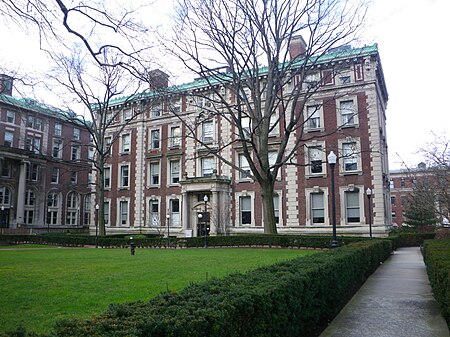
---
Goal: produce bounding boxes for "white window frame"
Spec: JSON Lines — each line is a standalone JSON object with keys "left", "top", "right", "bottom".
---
{"left": 268, "top": 113, "right": 279, "bottom": 137}
{"left": 337, "top": 96, "right": 359, "bottom": 128}
{"left": 51, "top": 167, "right": 59, "bottom": 184}
{"left": 66, "top": 192, "right": 79, "bottom": 226}
{"left": 305, "top": 104, "right": 323, "bottom": 131}
{"left": 4, "top": 130, "right": 13, "bottom": 147}
{"left": 71, "top": 171, "right": 77, "bottom": 184}
{"left": 118, "top": 198, "right": 130, "bottom": 226}
{"left": 169, "top": 159, "right": 180, "bottom": 185}
{"left": 339, "top": 138, "right": 362, "bottom": 174}
{"left": 339, "top": 186, "right": 364, "bottom": 225}
{"left": 238, "top": 153, "right": 251, "bottom": 180}
{"left": 268, "top": 150, "right": 281, "bottom": 180}
{"left": 170, "top": 126, "right": 181, "bottom": 148}
{"left": 151, "top": 103, "right": 162, "bottom": 117}
{"left": 150, "top": 129, "right": 160, "bottom": 149}
{"left": 73, "top": 127, "right": 80, "bottom": 140}
{"left": 71, "top": 145, "right": 80, "bottom": 160}
{"left": 168, "top": 198, "right": 181, "bottom": 227}
{"left": 104, "top": 199, "right": 111, "bottom": 226}
{"left": 305, "top": 187, "right": 329, "bottom": 226}
{"left": 201, "top": 157, "right": 214, "bottom": 177}
{"left": 0, "top": 187, "right": 11, "bottom": 205}
{"left": 104, "top": 166, "right": 111, "bottom": 189}
{"left": 148, "top": 198, "right": 160, "bottom": 226}
{"left": 104, "top": 136, "right": 112, "bottom": 156}
{"left": 236, "top": 192, "right": 254, "bottom": 226}
{"left": 54, "top": 123, "right": 62, "bottom": 136}
{"left": 6, "top": 110, "right": 15, "bottom": 124}
{"left": 240, "top": 117, "right": 251, "bottom": 139}
{"left": 52, "top": 138, "right": 62, "bottom": 158}
{"left": 304, "top": 142, "right": 326, "bottom": 177}
{"left": 201, "top": 120, "right": 214, "bottom": 143}
{"left": 33, "top": 137, "right": 41, "bottom": 154}
{"left": 119, "top": 164, "right": 130, "bottom": 188}
{"left": 122, "top": 108, "right": 132, "bottom": 122}
{"left": 121, "top": 133, "right": 131, "bottom": 153}
{"left": 148, "top": 161, "right": 160, "bottom": 187}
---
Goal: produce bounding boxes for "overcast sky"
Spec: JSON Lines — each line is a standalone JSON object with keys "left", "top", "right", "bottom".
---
{"left": 0, "top": 0, "right": 448, "bottom": 169}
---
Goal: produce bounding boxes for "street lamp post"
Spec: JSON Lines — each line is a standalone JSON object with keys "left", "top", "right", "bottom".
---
{"left": 328, "top": 151, "right": 338, "bottom": 248}
{"left": 95, "top": 204, "right": 99, "bottom": 248}
{"left": 1, "top": 205, "right": 4, "bottom": 235}
{"left": 366, "top": 188, "right": 373, "bottom": 239}
{"left": 203, "top": 195, "right": 208, "bottom": 248}
{"left": 166, "top": 214, "right": 170, "bottom": 247}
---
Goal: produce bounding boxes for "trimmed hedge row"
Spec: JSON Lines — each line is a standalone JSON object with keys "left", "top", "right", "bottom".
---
{"left": 423, "top": 239, "right": 450, "bottom": 329}
{"left": 0, "top": 234, "right": 368, "bottom": 250}
{"left": 10, "top": 240, "right": 391, "bottom": 337}
{"left": 388, "top": 233, "right": 436, "bottom": 249}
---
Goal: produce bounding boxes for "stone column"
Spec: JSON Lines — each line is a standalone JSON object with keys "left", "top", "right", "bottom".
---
{"left": 16, "top": 161, "right": 27, "bottom": 226}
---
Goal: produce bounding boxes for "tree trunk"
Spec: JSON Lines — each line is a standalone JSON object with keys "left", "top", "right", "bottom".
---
{"left": 97, "top": 160, "right": 106, "bottom": 236}
{"left": 261, "top": 181, "right": 278, "bottom": 234}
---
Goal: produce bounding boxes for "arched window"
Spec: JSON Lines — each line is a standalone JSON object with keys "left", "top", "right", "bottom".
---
{"left": 84, "top": 194, "right": 92, "bottom": 225}
{"left": 0, "top": 187, "right": 11, "bottom": 205}
{"left": 66, "top": 192, "right": 79, "bottom": 226}
{"left": 47, "top": 192, "right": 60, "bottom": 225}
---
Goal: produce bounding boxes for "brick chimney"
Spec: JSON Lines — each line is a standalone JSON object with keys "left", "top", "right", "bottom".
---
{"left": 0, "top": 74, "right": 13, "bottom": 96}
{"left": 148, "top": 69, "right": 169, "bottom": 90}
{"left": 289, "top": 36, "right": 307, "bottom": 60}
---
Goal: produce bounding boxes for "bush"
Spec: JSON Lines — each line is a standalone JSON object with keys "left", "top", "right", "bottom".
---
{"left": 388, "top": 233, "right": 436, "bottom": 249}
{"left": 29, "top": 240, "right": 391, "bottom": 337}
{"left": 0, "top": 234, "right": 368, "bottom": 249}
{"left": 423, "top": 239, "right": 450, "bottom": 330}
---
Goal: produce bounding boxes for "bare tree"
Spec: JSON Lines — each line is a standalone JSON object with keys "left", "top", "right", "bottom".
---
{"left": 165, "top": 0, "right": 368, "bottom": 234}
{"left": 0, "top": 0, "right": 151, "bottom": 68}
{"left": 418, "top": 133, "right": 450, "bottom": 220}
{"left": 47, "top": 50, "right": 147, "bottom": 235}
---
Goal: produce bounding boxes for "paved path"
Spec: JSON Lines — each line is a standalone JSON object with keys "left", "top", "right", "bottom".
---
{"left": 320, "top": 247, "right": 450, "bottom": 337}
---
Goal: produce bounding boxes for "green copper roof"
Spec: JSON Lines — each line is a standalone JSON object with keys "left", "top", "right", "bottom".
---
{"left": 0, "top": 93, "right": 76, "bottom": 120}
{"left": 107, "top": 43, "right": 381, "bottom": 108}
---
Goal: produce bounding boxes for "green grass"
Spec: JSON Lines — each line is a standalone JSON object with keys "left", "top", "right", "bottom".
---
{"left": 0, "top": 247, "right": 317, "bottom": 333}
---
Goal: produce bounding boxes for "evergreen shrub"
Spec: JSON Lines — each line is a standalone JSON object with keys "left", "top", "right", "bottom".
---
{"left": 423, "top": 239, "right": 450, "bottom": 329}
{"left": 25, "top": 240, "right": 391, "bottom": 337}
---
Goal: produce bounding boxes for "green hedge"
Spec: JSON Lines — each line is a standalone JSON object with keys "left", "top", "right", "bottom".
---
{"left": 423, "top": 239, "right": 450, "bottom": 329}
{"left": 388, "top": 233, "right": 436, "bottom": 249}
{"left": 8, "top": 240, "right": 390, "bottom": 337}
{"left": 0, "top": 234, "right": 368, "bottom": 250}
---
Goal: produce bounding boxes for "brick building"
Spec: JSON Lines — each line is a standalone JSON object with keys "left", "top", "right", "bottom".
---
{"left": 0, "top": 75, "right": 91, "bottom": 232}
{"left": 390, "top": 165, "right": 449, "bottom": 227}
{"left": 96, "top": 42, "right": 391, "bottom": 237}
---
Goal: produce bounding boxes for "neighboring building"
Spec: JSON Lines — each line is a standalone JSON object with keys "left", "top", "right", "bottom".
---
{"left": 96, "top": 41, "right": 390, "bottom": 237}
{"left": 390, "top": 165, "right": 449, "bottom": 227}
{"left": 0, "top": 74, "right": 91, "bottom": 232}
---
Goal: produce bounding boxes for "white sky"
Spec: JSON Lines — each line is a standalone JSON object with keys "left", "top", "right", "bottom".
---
{"left": 0, "top": 0, "right": 448, "bottom": 169}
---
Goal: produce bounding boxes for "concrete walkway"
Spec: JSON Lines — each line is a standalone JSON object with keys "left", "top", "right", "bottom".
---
{"left": 320, "top": 247, "right": 450, "bottom": 337}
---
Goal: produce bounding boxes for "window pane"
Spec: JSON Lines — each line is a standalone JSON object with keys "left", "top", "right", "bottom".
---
{"left": 311, "top": 193, "right": 325, "bottom": 223}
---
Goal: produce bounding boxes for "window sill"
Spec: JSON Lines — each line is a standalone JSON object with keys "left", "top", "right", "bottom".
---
{"left": 304, "top": 128, "right": 324, "bottom": 133}
{"left": 339, "top": 124, "right": 358, "bottom": 129}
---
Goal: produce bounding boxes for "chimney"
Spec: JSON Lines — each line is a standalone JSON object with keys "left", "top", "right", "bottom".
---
{"left": 0, "top": 74, "right": 13, "bottom": 96}
{"left": 148, "top": 69, "right": 169, "bottom": 90}
{"left": 289, "top": 36, "right": 307, "bottom": 60}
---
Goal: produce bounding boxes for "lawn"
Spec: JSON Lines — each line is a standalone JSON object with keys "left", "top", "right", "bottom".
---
{"left": 0, "top": 246, "right": 317, "bottom": 334}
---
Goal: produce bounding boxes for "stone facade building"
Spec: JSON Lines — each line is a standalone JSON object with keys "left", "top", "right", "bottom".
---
{"left": 0, "top": 75, "right": 91, "bottom": 232}
{"left": 97, "top": 42, "right": 390, "bottom": 237}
